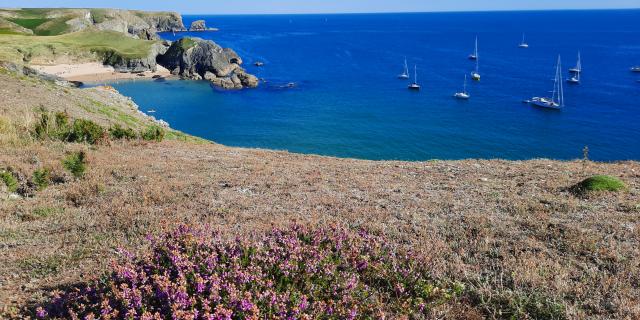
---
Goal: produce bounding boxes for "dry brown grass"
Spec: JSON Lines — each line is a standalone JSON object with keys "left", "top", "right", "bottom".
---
{"left": 0, "top": 67, "right": 639, "bottom": 319}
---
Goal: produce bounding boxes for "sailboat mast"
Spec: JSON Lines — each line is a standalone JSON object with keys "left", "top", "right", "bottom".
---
{"left": 414, "top": 65, "right": 417, "bottom": 83}
{"left": 475, "top": 37, "right": 478, "bottom": 57}
{"left": 464, "top": 75, "right": 467, "bottom": 93}
{"left": 559, "top": 56, "right": 564, "bottom": 106}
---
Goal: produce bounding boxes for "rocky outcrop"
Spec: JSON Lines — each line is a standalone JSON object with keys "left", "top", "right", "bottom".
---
{"left": 157, "top": 38, "right": 258, "bottom": 89}
{"left": 189, "top": 20, "right": 207, "bottom": 31}
{"left": 104, "top": 41, "right": 170, "bottom": 72}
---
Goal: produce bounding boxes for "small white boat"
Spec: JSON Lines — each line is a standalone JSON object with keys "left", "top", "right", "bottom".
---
{"left": 398, "top": 57, "right": 410, "bottom": 79}
{"left": 518, "top": 33, "right": 529, "bottom": 48}
{"left": 454, "top": 75, "right": 470, "bottom": 99}
{"left": 471, "top": 55, "right": 481, "bottom": 81}
{"left": 569, "top": 52, "right": 582, "bottom": 73}
{"left": 529, "top": 55, "right": 564, "bottom": 110}
{"left": 408, "top": 65, "right": 420, "bottom": 90}
{"left": 567, "top": 72, "right": 580, "bottom": 84}
{"left": 468, "top": 37, "right": 478, "bottom": 60}
{"left": 631, "top": 66, "right": 640, "bottom": 72}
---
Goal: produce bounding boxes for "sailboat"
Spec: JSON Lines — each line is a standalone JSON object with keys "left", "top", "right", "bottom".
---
{"left": 454, "top": 75, "right": 470, "bottom": 99}
{"left": 527, "top": 55, "right": 564, "bottom": 110}
{"left": 468, "top": 37, "right": 478, "bottom": 60}
{"left": 569, "top": 52, "right": 582, "bottom": 73}
{"left": 518, "top": 33, "right": 529, "bottom": 48}
{"left": 630, "top": 66, "right": 640, "bottom": 72}
{"left": 398, "top": 57, "right": 410, "bottom": 79}
{"left": 567, "top": 73, "right": 580, "bottom": 84}
{"left": 471, "top": 55, "right": 481, "bottom": 81}
{"left": 408, "top": 65, "right": 420, "bottom": 90}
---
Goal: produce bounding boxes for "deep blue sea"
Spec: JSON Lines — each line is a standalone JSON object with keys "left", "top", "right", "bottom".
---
{"left": 109, "top": 10, "right": 640, "bottom": 161}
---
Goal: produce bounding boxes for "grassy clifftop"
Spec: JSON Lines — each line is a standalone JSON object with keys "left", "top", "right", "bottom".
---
{"left": 0, "top": 65, "right": 638, "bottom": 319}
{"left": 0, "top": 30, "right": 158, "bottom": 64}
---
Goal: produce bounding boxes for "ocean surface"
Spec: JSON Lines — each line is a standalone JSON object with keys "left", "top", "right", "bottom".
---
{"left": 110, "top": 10, "right": 640, "bottom": 161}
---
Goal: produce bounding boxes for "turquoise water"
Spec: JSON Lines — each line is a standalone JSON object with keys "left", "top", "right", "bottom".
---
{"left": 109, "top": 10, "right": 640, "bottom": 161}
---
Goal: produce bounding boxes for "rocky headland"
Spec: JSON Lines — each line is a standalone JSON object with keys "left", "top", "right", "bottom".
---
{"left": 158, "top": 38, "right": 259, "bottom": 88}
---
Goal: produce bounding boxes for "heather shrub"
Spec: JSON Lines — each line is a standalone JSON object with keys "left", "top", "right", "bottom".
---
{"left": 141, "top": 125, "right": 165, "bottom": 142}
{"left": 62, "top": 151, "right": 86, "bottom": 178}
{"left": 67, "top": 119, "right": 104, "bottom": 144}
{"left": 37, "top": 225, "right": 459, "bottom": 319}
{"left": 1, "top": 169, "right": 18, "bottom": 192}
{"left": 32, "top": 168, "right": 51, "bottom": 191}
{"left": 109, "top": 124, "right": 137, "bottom": 140}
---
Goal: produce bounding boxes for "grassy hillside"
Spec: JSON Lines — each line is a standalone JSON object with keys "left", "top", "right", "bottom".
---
{"left": 0, "top": 30, "right": 157, "bottom": 64}
{"left": 0, "top": 66, "right": 638, "bottom": 319}
{"left": 0, "top": 8, "right": 76, "bottom": 36}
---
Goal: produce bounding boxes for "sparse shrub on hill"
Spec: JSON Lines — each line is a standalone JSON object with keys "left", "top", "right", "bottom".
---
{"left": 109, "top": 124, "right": 137, "bottom": 140}
{"left": 572, "top": 175, "right": 626, "bottom": 195}
{"left": 36, "top": 225, "right": 462, "bottom": 319}
{"left": 141, "top": 125, "right": 165, "bottom": 142}
{"left": 62, "top": 151, "right": 86, "bottom": 179}
{"left": 32, "top": 168, "right": 51, "bottom": 191}
{"left": 1, "top": 169, "right": 18, "bottom": 192}
{"left": 67, "top": 119, "right": 105, "bottom": 144}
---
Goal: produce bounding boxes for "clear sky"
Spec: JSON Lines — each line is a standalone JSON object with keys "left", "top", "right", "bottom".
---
{"left": 1, "top": 0, "right": 639, "bottom": 14}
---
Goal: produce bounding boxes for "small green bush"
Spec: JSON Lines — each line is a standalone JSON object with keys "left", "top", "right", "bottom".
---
{"left": 33, "top": 112, "right": 50, "bottom": 140}
{"left": 573, "top": 175, "right": 626, "bottom": 194}
{"left": 1, "top": 169, "right": 18, "bottom": 193}
{"left": 109, "top": 124, "right": 137, "bottom": 140}
{"left": 62, "top": 151, "right": 87, "bottom": 178}
{"left": 68, "top": 119, "right": 104, "bottom": 144}
{"left": 141, "top": 126, "right": 165, "bottom": 142}
{"left": 32, "top": 168, "right": 51, "bottom": 191}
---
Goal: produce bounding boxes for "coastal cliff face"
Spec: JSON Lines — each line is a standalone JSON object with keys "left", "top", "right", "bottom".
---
{"left": 158, "top": 38, "right": 259, "bottom": 89}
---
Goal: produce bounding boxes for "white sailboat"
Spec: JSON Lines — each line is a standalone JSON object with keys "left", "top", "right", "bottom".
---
{"left": 471, "top": 55, "right": 481, "bottom": 81}
{"left": 398, "top": 57, "right": 410, "bottom": 79}
{"left": 408, "top": 65, "right": 420, "bottom": 90}
{"left": 569, "top": 52, "right": 582, "bottom": 73}
{"left": 468, "top": 37, "right": 478, "bottom": 60}
{"left": 630, "top": 66, "right": 640, "bottom": 73}
{"left": 518, "top": 33, "right": 529, "bottom": 48}
{"left": 528, "top": 55, "right": 564, "bottom": 110}
{"left": 454, "top": 75, "right": 470, "bottom": 99}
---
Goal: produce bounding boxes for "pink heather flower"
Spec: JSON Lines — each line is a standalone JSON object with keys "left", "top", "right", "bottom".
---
{"left": 240, "top": 299, "right": 254, "bottom": 311}
{"left": 35, "top": 307, "right": 48, "bottom": 318}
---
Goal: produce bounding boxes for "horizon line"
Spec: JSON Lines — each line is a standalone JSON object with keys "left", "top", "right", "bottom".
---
{"left": 5, "top": 7, "right": 640, "bottom": 15}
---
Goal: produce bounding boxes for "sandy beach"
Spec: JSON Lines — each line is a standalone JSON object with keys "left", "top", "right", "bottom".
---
{"left": 31, "top": 63, "right": 172, "bottom": 83}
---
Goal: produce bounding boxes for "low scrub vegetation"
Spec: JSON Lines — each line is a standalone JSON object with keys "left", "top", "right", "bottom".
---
{"left": 62, "top": 152, "right": 87, "bottom": 179}
{"left": 141, "top": 125, "right": 165, "bottom": 142}
{"left": 33, "top": 110, "right": 165, "bottom": 144}
{"left": 572, "top": 175, "right": 626, "bottom": 195}
{"left": 1, "top": 168, "right": 18, "bottom": 192}
{"left": 108, "top": 124, "right": 137, "bottom": 140}
{"left": 36, "top": 225, "right": 462, "bottom": 319}
{"left": 32, "top": 168, "right": 51, "bottom": 191}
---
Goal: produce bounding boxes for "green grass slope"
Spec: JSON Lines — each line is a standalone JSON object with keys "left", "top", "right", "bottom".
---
{"left": 0, "top": 30, "right": 157, "bottom": 64}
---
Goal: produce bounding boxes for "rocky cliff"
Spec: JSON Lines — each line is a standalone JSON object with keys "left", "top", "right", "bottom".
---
{"left": 0, "top": 8, "right": 186, "bottom": 39}
{"left": 157, "top": 38, "right": 259, "bottom": 89}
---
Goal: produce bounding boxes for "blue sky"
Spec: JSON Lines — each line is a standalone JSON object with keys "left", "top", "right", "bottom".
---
{"left": 2, "top": 0, "right": 639, "bottom": 14}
